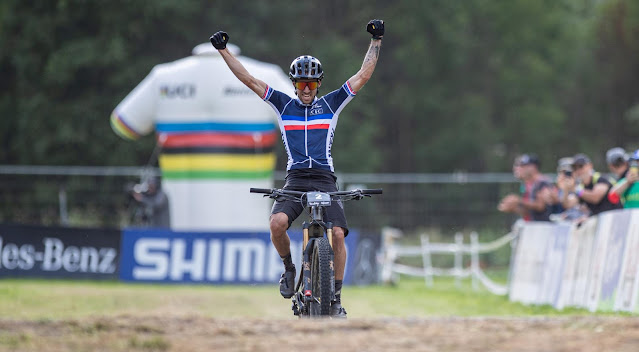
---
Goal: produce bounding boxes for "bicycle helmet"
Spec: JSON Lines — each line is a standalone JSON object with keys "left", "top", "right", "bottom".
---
{"left": 289, "top": 55, "right": 324, "bottom": 81}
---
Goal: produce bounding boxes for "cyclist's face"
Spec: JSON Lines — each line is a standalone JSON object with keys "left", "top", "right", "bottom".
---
{"left": 293, "top": 80, "right": 321, "bottom": 104}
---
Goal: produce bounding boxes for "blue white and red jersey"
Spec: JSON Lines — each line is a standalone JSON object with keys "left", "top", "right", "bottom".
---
{"left": 262, "top": 81, "right": 356, "bottom": 172}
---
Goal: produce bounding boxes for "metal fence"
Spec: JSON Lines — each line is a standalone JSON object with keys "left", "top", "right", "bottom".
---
{"left": 0, "top": 165, "right": 521, "bottom": 233}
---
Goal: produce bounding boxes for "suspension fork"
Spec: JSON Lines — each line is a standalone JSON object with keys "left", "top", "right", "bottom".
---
{"left": 303, "top": 222, "right": 309, "bottom": 250}
{"left": 302, "top": 238, "right": 312, "bottom": 298}
{"left": 297, "top": 222, "right": 312, "bottom": 294}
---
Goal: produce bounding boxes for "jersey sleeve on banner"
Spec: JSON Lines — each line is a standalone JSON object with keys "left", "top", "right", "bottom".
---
{"left": 110, "top": 68, "right": 159, "bottom": 140}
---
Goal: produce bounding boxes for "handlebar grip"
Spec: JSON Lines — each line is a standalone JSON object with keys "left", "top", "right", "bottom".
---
{"left": 250, "top": 188, "right": 273, "bottom": 194}
{"left": 361, "top": 189, "right": 383, "bottom": 194}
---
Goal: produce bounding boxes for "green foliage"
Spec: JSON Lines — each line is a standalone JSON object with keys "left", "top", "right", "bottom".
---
{"left": 0, "top": 0, "right": 638, "bottom": 174}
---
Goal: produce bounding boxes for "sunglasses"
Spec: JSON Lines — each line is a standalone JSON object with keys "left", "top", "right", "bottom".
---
{"left": 294, "top": 81, "right": 319, "bottom": 90}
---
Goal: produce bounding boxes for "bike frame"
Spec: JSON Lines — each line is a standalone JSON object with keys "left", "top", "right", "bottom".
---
{"left": 299, "top": 193, "right": 336, "bottom": 311}
{"left": 249, "top": 187, "right": 382, "bottom": 317}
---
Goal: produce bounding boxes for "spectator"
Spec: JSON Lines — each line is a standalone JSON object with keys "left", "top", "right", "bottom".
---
{"left": 552, "top": 157, "right": 588, "bottom": 221}
{"left": 562, "top": 153, "right": 622, "bottom": 216}
{"left": 498, "top": 154, "right": 552, "bottom": 221}
{"left": 609, "top": 150, "right": 639, "bottom": 208}
{"left": 548, "top": 157, "right": 573, "bottom": 214}
{"left": 131, "top": 177, "right": 171, "bottom": 228}
{"left": 606, "top": 147, "right": 629, "bottom": 181}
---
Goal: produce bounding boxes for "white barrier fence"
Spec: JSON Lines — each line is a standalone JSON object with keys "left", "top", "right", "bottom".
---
{"left": 379, "top": 227, "right": 516, "bottom": 295}
{"left": 381, "top": 209, "right": 639, "bottom": 313}
{"left": 381, "top": 209, "right": 639, "bottom": 314}
{"left": 509, "top": 208, "right": 639, "bottom": 313}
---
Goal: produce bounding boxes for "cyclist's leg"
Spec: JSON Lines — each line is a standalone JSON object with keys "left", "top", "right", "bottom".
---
{"left": 330, "top": 226, "right": 348, "bottom": 318}
{"left": 271, "top": 200, "right": 304, "bottom": 298}
{"left": 270, "top": 188, "right": 305, "bottom": 248}
{"left": 324, "top": 200, "right": 349, "bottom": 317}
{"left": 269, "top": 212, "right": 291, "bottom": 257}
{"left": 330, "top": 226, "right": 345, "bottom": 280}
{"left": 323, "top": 203, "right": 349, "bottom": 280}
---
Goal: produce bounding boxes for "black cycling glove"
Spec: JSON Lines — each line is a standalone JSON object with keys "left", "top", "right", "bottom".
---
{"left": 210, "top": 31, "right": 229, "bottom": 50}
{"left": 366, "top": 19, "right": 384, "bottom": 39}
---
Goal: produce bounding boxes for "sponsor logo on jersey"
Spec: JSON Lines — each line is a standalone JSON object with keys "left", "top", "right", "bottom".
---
{"left": 160, "top": 84, "right": 196, "bottom": 98}
{"left": 224, "top": 86, "right": 254, "bottom": 96}
{"left": 309, "top": 103, "right": 323, "bottom": 115}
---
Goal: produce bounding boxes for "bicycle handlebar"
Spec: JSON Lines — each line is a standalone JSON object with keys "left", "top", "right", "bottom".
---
{"left": 249, "top": 187, "right": 382, "bottom": 201}
{"left": 249, "top": 188, "right": 276, "bottom": 194}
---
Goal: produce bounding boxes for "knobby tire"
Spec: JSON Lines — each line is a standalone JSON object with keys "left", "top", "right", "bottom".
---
{"left": 309, "top": 237, "right": 332, "bottom": 316}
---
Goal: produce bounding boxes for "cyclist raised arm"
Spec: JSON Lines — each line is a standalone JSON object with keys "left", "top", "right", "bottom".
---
{"left": 348, "top": 20, "right": 384, "bottom": 93}
{"left": 210, "top": 31, "right": 268, "bottom": 98}
{"left": 210, "top": 19, "right": 384, "bottom": 319}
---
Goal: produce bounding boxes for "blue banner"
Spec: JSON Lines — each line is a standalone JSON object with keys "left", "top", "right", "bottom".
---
{"left": 120, "top": 229, "right": 358, "bottom": 284}
{"left": 0, "top": 224, "right": 120, "bottom": 280}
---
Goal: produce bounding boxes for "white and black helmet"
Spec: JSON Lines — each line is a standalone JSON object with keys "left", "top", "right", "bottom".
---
{"left": 289, "top": 55, "right": 324, "bottom": 81}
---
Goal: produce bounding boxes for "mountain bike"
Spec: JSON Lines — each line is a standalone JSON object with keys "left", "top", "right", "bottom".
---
{"left": 250, "top": 187, "right": 382, "bottom": 318}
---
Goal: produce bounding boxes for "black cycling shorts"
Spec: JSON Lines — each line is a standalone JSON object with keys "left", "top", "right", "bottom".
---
{"left": 271, "top": 169, "right": 349, "bottom": 236}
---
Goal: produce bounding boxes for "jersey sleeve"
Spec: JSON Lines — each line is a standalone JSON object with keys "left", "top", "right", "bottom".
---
{"left": 322, "top": 81, "right": 357, "bottom": 114}
{"left": 110, "top": 68, "right": 159, "bottom": 140}
{"left": 262, "top": 85, "right": 292, "bottom": 116}
{"left": 596, "top": 176, "right": 613, "bottom": 188}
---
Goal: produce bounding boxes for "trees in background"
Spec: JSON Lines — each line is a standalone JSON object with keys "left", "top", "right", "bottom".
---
{"left": 1, "top": 0, "right": 638, "bottom": 173}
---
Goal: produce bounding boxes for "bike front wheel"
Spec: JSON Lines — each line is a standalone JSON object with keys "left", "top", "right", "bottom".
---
{"left": 309, "top": 237, "right": 333, "bottom": 316}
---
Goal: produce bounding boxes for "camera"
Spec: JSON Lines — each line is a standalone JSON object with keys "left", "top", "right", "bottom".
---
{"left": 562, "top": 170, "right": 572, "bottom": 177}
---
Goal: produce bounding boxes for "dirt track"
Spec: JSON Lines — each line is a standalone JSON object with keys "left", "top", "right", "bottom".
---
{"left": 1, "top": 315, "right": 639, "bottom": 351}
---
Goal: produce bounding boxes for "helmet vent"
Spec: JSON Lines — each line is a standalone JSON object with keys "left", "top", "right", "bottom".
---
{"left": 289, "top": 55, "right": 324, "bottom": 81}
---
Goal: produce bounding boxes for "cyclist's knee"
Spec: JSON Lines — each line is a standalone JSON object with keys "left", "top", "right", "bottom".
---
{"left": 270, "top": 213, "right": 289, "bottom": 234}
{"left": 333, "top": 227, "right": 346, "bottom": 243}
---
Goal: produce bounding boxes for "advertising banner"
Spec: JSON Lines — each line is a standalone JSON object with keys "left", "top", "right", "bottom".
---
{"left": 0, "top": 224, "right": 120, "bottom": 280}
{"left": 120, "top": 229, "right": 359, "bottom": 285}
{"left": 555, "top": 221, "right": 580, "bottom": 310}
{"left": 538, "top": 222, "right": 571, "bottom": 307}
{"left": 569, "top": 217, "right": 597, "bottom": 308}
{"left": 597, "top": 210, "right": 631, "bottom": 311}
{"left": 586, "top": 212, "right": 616, "bottom": 312}
{"left": 509, "top": 222, "right": 553, "bottom": 305}
{"left": 615, "top": 210, "right": 639, "bottom": 312}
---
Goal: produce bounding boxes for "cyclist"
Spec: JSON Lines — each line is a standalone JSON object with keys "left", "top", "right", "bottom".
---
{"left": 210, "top": 19, "right": 384, "bottom": 317}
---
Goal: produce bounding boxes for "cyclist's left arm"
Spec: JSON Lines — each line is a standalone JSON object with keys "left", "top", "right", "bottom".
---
{"left": 348, "top": 20, "right": 384, "bottom": 93}
{"left": 211, "top": 31, "right": 268, "bottom": 98}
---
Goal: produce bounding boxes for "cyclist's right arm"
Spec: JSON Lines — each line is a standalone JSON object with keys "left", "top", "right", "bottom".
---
{"left": 211, "top": 31, "right": 267, "bottom": 98}
{"left": 219, "top": 49, "right": 268, "bottom": 98}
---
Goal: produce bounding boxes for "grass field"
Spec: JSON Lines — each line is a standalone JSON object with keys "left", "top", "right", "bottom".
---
{"left": 0, "top": 276, "right": 599, "bottom": 320}
{"left": 1, "top": 277, "right": 637, "bottom": 352}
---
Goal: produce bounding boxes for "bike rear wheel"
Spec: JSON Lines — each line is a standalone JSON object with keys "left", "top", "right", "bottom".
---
{"left": 309, "top": 237, "right": 333, "bottom": 316}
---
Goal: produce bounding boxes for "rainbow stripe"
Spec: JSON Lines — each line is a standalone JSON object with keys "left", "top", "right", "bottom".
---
{"left": 156, "top": 121, "right": 278, "bottom": 181}
{"left": 110, "top": 112, "right": 141, "bottom": 140}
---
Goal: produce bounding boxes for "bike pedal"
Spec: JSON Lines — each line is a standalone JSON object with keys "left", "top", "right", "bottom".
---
{"left": 292, "top": 302, "right": 303, "bottom": 316}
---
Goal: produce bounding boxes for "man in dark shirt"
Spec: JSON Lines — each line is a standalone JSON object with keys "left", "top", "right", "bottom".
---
{"left": 498, "top": 154, "right": 552, "bottom": 221}
{"left": 566, "top": 153, "right": 622, "bottom": 216}
{"left": 132, "top": 177, "right": 171, "bottom": 228}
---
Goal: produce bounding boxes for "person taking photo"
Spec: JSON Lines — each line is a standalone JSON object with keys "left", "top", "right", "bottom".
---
{"left": 609, "top": 150, "right": 639, "bottom": 208}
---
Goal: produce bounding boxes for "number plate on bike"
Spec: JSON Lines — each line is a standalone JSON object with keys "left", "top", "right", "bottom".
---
{"left": 306, "top": 192, "right": 331, "bottom": 206}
